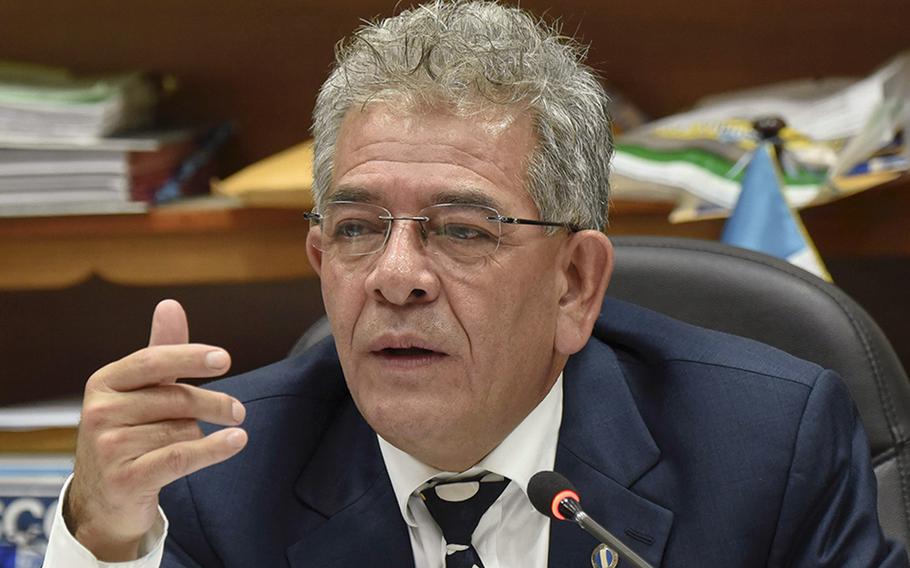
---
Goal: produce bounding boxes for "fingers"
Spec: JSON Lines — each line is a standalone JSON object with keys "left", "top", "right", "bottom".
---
{"left": 129, "top": 427, "right": 248, "bottom": 492}
{"left": 83, "top": 383, "right": 245, "bottom": 428}
{"left": 90, "top": 344, "right": 232, "bottom": 392}
{"left": 65, "top": 299, "right": 243, "bottom": 557}
{"left": 149, "top": 299, "right": 189, "bottom": 347}
{"left": 95, "top": 419, "right": 204, "bottom": 463}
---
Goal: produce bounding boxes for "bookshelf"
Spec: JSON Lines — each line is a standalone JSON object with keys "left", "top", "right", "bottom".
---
{"left": 1, "top": 184, "right": 908, "bottom": 291}
{"left": 1, "top": 0, "right": 909, "bottom": 406}
{"left": 2, "top": 0, "right": 907, "bottom": 176}
{"left": 0, "top": 204, "right": 312, "bottom": 289}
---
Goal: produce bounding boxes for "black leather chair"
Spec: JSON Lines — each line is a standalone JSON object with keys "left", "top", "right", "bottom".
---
{"left": 290, "top": 236, "right": 910, "bottom": 548}
{"left": 607, "top": 236, "right": 910, "bottom": 548}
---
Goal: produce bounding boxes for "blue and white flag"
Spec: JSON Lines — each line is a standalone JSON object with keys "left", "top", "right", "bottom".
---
{"left": 721, "top": 143, "right": 831, "bottom": 281}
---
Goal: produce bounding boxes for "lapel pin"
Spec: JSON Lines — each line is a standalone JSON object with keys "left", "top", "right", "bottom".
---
{"left": 591, "top": 543, "right": 619, "bottom": 568}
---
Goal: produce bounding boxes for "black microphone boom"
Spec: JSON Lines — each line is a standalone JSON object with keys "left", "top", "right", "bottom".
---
{"left": 528, "top": 471, "right": 654, "bottom": 568}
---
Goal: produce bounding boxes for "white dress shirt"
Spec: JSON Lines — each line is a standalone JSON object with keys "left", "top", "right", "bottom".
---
{"left": 42, "top": 374, "right": 563, "bottom": 568}
{"left": 42, "top": 474, "right": 167, "bottom": 568}
{"left": 378, "top": 373, "right": 563, "bottom": 568}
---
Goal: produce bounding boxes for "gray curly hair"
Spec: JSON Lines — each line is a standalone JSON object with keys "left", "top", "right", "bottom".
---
{"left": 311, "top": 0, "right": 613, "bottom": 231}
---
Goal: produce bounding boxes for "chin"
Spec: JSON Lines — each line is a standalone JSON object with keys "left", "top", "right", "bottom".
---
{"left": 357, "top": 391, "right": 477, "bottom": 462}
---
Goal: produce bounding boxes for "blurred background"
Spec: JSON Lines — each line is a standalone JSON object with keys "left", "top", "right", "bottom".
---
{"left": 1, "top": 0, "right": 908, "bottom": 402}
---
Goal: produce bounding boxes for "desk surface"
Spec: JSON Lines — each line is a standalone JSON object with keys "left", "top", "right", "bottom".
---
{"left": 1, "top": 182, "right": 907, "bottom": 290}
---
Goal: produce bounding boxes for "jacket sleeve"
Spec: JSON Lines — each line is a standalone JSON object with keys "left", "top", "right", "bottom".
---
{"left": 159, "top": 477, "right": 220, "bottom": 568}
{"left": 769, "top": 369, "right": 909, "bottom": 567}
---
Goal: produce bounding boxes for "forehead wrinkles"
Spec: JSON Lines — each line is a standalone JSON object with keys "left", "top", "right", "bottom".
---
{"left": 334, "top": 140, "right": 521, "bottom": 189}
{"left": 332, "top": 105, "right": 536, "bottom": 190}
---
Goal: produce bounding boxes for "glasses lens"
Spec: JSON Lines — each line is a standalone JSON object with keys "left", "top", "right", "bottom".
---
{"left": 424, "top": 204, "right": 501, "bottom": 258}
{"left": 318, "top": 202, "right": 389, "bottom": 256}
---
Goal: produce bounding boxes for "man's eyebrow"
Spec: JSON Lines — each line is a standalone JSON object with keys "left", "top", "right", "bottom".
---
{"left": 431, "top": 189, "right": 500, "bottom": 210}
{"left": 327, "top": 187, "right": 502, "bottom": 210}
{"left": 325, "top": 186, "right": 376, "bottom": 203}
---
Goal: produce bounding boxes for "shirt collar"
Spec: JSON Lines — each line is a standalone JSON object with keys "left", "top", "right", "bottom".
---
{"left": 378, "top": 373, "right": 564, "bottom": 526}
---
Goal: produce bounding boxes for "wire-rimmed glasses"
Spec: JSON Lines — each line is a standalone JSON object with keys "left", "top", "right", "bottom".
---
{"left": 304, "top": 201, "right": 579, "bottom": 260}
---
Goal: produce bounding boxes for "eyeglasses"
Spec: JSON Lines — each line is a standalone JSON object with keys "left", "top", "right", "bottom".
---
{"left": 304, "top": 201, "right": 580, "bottom": 259}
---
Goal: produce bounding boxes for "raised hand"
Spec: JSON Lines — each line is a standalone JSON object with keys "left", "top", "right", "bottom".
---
{"left": 64, "top": 300, "right": 248, "bottom": 561}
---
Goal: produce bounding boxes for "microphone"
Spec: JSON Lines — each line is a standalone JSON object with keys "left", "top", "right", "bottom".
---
{"left": 528, "top": 471, "right": 654, "bottom": 568}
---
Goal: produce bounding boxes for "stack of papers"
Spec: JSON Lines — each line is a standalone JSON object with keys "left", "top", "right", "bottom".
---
{"left": 0, "top": 63, "right": 218, "bottom": 217}
{"left": 0, "top": 130, "right": 198, "bottom": 217}
{"left": 0, "top": 397, "right": 81, "bottom": 432}
{"left": 0, "top": 62, "right": 157, "bottom": 144}
{"left": 612, "top": 52, "right": 910, "bottom": 221}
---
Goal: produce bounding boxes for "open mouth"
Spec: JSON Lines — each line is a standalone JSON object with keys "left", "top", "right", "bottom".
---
{"left": 367, "top": 335, "right": 449, "bottom": 367}
{"left": 380, "top": 347, "right": 440, "bottom": 357}
{"left": 372, "top": 346, "right": 448, "bottom": 366}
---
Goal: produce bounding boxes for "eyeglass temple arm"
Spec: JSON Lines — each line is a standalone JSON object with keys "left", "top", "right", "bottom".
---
{"left": 493, "top": 215, "right": 581, "bottom": 232}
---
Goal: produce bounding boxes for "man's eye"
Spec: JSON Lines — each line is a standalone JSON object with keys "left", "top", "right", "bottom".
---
{"left": 442, "top": 223, "right": 493, "bottom": 241}
{"left": 333, "top": 220, "right": 381, "bottom": 238}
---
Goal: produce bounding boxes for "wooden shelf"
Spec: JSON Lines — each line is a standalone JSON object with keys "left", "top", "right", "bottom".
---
{"left": 0, "top": 205, "right": 302, "bottom": 237}
{"left": 0, "top": 205, "right": 313, "bottom": 290}
{"left": 3, "top": 179, "right": 907, "bottom": 291}
{"left": 612, "top": 180, "right": 910, "bottom": 259}
{"left": 1, "top": 0, "right": 906, "bottom": 289}
{"left": 0, "top": 429, "right": 76, "bottom": 453}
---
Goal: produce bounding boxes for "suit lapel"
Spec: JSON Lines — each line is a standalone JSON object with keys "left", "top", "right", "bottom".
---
{"left": 283, "top": 316, "right": 674, "bottom": 567}
{"left": 286, "top": 398, "right": 414, "bottom": 568}
{"left": 549, "top": 338, "right": 674, "bottom": 568}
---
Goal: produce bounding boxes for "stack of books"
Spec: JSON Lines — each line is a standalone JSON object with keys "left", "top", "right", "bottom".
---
{"left": 0, "top": 62, "right": 217, "bottom": 217}
{"left": 0, "top": 131, "right": 200, "bottom": 216}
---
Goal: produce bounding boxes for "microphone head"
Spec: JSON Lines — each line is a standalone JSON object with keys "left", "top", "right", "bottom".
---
{"left": 528, "top": 470, "right": 580, "bottom": 521}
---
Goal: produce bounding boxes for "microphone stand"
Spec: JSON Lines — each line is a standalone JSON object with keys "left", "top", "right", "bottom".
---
{"left": 560, "top": 498, "right": 654, "bottom": 568}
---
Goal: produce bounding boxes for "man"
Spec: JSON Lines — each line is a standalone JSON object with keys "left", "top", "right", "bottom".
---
{"left": 45, "top": 1, "right": 907, "bottom": 566}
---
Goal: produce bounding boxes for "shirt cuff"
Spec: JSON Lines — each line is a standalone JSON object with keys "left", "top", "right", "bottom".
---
{"left": 42, "top": 474, "right": 168, "bottom": 568}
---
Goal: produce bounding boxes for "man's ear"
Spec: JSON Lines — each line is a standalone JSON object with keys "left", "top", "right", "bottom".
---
{"left": 305, "top": 227, "right": 325, "bottom": 278}
{"left": 554, "top": 231, "right": 614, "bottom": 356}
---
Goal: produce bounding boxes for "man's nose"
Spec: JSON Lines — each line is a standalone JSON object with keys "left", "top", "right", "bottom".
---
{"left": 364, "top": 220, "right": 440, "bottom": 306}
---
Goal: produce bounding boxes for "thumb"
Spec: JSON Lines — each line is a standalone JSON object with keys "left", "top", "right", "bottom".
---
{"left": 148, "top": 299, "right": 189, "bottom": 347}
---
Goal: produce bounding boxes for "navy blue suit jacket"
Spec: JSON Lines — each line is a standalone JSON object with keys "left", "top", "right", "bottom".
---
{"left": 159, "top": 297, "right": 908, "bottom": 567}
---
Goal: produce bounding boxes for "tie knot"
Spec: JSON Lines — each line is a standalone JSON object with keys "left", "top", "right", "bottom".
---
{"left": 420, "top": 473, "right": 510, "bottom": 565}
